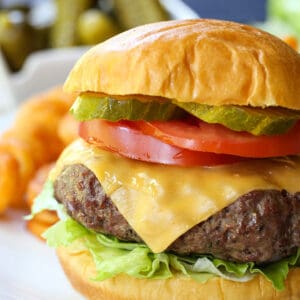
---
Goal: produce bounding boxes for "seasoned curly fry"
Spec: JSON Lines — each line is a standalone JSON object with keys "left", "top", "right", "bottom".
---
{"left": 26, "top": 219, "right": 50, "bottom": 240}
{"left": 26, "top": 163, "right": 55, "bottom": 208}
{"left": 26, "top": 163, "right": 59, "bottom": 238}
{"left": 0, "top": 138, "right": 36, "bottom": 208}
{"left": 12, "top": 88, "right": 76, "bottom": 162}
{"left": 0, "top": 153, "right": 19, "bottom": 213}
{"left": 32, "top": 211, "right": 58, "bottom": 225}
{"left": 2, "top": 130, "right": 47, "bottom": 168}
{"left": 58, "top": 113, "right": 79, "bottom": 146}
{"left": 0, "top": 87, "right": 76, "bottom": 211}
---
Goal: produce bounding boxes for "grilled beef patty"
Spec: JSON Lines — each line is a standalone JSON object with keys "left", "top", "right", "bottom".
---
{"left": 54, "top": 164, "right": 300, "bottom": 264}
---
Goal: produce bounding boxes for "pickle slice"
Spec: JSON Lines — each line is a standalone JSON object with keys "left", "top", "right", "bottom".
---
{"left": 113, "top": 0, "right": 169, "bottom": 30}
{"left": 72, "top": 94, "right": 300, "bottom": 135}
{"left": 174, "top": 101, "right": 300, "bottom": 135}
{"left": 71, "top": 94, "right": 184, "bottom": 121}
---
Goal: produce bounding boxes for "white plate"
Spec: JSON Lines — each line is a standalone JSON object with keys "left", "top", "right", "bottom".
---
{"left": 0, "top": 212, "right": 84, "bottom": 300}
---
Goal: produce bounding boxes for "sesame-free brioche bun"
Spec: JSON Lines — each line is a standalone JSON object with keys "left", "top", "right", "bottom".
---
{"left": 57, "top": 245, "right": 300, "bottom": 300}
{"left": 64, "top": 19, "right": 300, "bottom": 110}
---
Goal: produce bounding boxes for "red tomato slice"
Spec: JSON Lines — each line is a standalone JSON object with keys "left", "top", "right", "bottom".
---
{"left": 137, "top": 120, "right": 300, "bottom": 158}
{"left": 79, "top": 120, "right": 242, "bottom": 166}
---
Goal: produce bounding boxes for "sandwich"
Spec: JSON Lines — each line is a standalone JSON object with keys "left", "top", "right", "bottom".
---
{"left": 31, "top": 19, "right": 300, "bottom": 299}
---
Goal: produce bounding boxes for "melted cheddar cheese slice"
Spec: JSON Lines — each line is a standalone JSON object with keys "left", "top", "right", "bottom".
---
{"left": 50, "top": 139, "right": 300, "bottom": 253}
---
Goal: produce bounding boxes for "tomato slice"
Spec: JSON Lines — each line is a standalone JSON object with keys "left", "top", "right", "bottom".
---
{"left": 137, "top": 120, "right": 300, "bottom": 158}
{"left": 79, "top": 120, "right": 242, "bottom": 166}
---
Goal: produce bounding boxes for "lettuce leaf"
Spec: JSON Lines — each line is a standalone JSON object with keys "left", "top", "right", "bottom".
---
{"left": 43, "top": 217, "right": 300, "bottom": 290}
{"left": 37, "top": 181, "right": 299, "bottom": 290}
{"left": 25, "top": 181, "right": 68, "bottom": 221}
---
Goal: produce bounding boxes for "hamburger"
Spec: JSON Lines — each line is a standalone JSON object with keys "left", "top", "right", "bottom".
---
{"left": 31, "top": 19, "right": 300, "bottom": 299}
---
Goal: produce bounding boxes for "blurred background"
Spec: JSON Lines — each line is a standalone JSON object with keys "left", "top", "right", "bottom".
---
{"left": 185, "top": 0, "right": 266, "bottom": 23}
{"left": 0, "top": 0, "right": 299, "bottom": 111}
{"left": 0, "top": 0, "right": 299, "bottom": 71}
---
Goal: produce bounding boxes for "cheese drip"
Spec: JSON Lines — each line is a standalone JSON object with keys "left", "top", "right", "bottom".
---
{"left": 50, "top": 139, "right": 300, "bottom": 253}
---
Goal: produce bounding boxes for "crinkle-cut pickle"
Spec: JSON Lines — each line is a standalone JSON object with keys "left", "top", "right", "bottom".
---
{"left": 70, "top": 94, "right": 184, "bottom": 121}
{"left": 174, "top": 101, "right": 300, "bottom": 136}
{"left": 72, "top": 94, "right": 300, "bottom": 136}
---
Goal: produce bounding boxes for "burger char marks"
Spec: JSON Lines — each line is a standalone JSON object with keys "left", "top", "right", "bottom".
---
{"left": 54, "top": 164, "right": 300, "bottom": 265}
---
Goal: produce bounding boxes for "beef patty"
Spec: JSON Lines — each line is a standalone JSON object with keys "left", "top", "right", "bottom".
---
{"left": 54, "top": 164, "right": 300, "bottom": 265}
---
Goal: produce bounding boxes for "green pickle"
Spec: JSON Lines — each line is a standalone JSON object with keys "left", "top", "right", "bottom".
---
{"left": 72, "top": 94, "right": 300, "bottom": 136}
{"left": 77, "top": 9, "right": 120, "bottom": 45}
{"left": 0, "top": 11, "right": 36, "bottom": 71}
{"left": 113, "top": 0, "right": 169, "bottom": 30}
{"left": 174, "top": 101, "right": 300, "bottom": 135}
{"left": 71, "top": 94, "right": 184, "bottom": 121}
{"left": 50, "top": 0, "right": 94, "bottom": 47}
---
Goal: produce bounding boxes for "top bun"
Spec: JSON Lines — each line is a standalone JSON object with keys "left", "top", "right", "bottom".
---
{"left": 64, "top": 19, "right": 300, "bottom": 109}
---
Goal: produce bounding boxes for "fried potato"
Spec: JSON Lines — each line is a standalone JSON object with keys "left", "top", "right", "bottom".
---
{"left": 0, "top": 137, "right": 35, "bottom": 184}
{"left": 26, "top": 219, "right": 49, "bottom": 240}
{"left": 25, "top": 163, "right": 59, "bottom": 238}
{"left": 0, "top": 153, "right": 19, "bottom": 213}
{"left": 0, "top": 131, "right": 53, "bottom": 209}
{"left": 12, "top": 88, "right": 76, "bottom": 162}
{"left": 0, "top": 87, "right": 76, "bottom": 211}
{"left": 31, "top": 211, "right": 58, "bottom": 226}
{"left": 26, "top": 163, "right": 55, "bottom": 207}
{"left": 2, "top": 130, "right": 46, "bottom": 168}
{"left": 58, "top": 113, "right": 79, "bottom": 146}
{"left": 0, "top": 140, "right": 30, "bottom": 209}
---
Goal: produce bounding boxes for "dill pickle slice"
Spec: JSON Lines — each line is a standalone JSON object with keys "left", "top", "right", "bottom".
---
{"left": 113, "top": 0, "right": 169, "bottom": 30}
{"left": 174, "top": 101, "right": 300, "bottom": 135}
{"left": 71, "top": 94, "right": 184, "bottom": 121}
{"left": 50, "top": 0, "right": 94, "bottom": 47}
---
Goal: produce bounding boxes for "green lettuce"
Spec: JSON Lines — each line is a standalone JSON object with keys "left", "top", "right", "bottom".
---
{"left": 25, "top": 181, "right": 68, "bottom": 221}
{"left": 34, "top": 181, "right": 300, "bottom": 291}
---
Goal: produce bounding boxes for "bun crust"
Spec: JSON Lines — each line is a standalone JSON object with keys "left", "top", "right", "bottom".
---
{"left": 57, "top": 245, "right": 300, "bottom": 300}
{"left": 64, "top": 19, "right": 300, "bottom": 109}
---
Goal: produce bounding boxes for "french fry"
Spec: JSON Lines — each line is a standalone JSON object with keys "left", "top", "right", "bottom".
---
{"left": 12, "top": 88, "right": 75, "bottom": 162}
{"left": 26, "top": 163, "right": 55, "bottom": 208}
{"left": 26, "top": 219, "right": 50, "bottom": 240}
{"left": 0, "top": 138, "right": 35, "bottom": 182}
{"left": 32, "top": 211, "right": 58, "bottom": 225}
{"left": 0, "top": 139, "right": 33, "bottom": 209}
{"left": 0, "top": 87, "right": 76, "bottom": 210}
{"left": 0, "top": 153, "right": 19, "bottom": 213}
{"left": 58, "top": 113, "right": 79, "bottom": 146}
{"left": 25, "top": 162, "right": 59, "bottom": 239}
{"left": 2, "top": 130, "right": 47, "bottom": 168}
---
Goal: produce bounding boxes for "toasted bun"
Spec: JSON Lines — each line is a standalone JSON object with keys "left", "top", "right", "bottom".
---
{"left": 57, "top": 245, "right": 300, "bottom": 300}
{"left": 64, "top": 19, "right": 300, "bottom": 109}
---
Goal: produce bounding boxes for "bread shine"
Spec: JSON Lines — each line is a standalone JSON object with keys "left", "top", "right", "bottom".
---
{"left": 64, "top": 19, "right": 300, "bottom": 110}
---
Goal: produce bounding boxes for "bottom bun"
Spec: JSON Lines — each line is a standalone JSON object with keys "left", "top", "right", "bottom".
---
{"left": 57, "top": 245, "right": 300, "bottom": 300}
